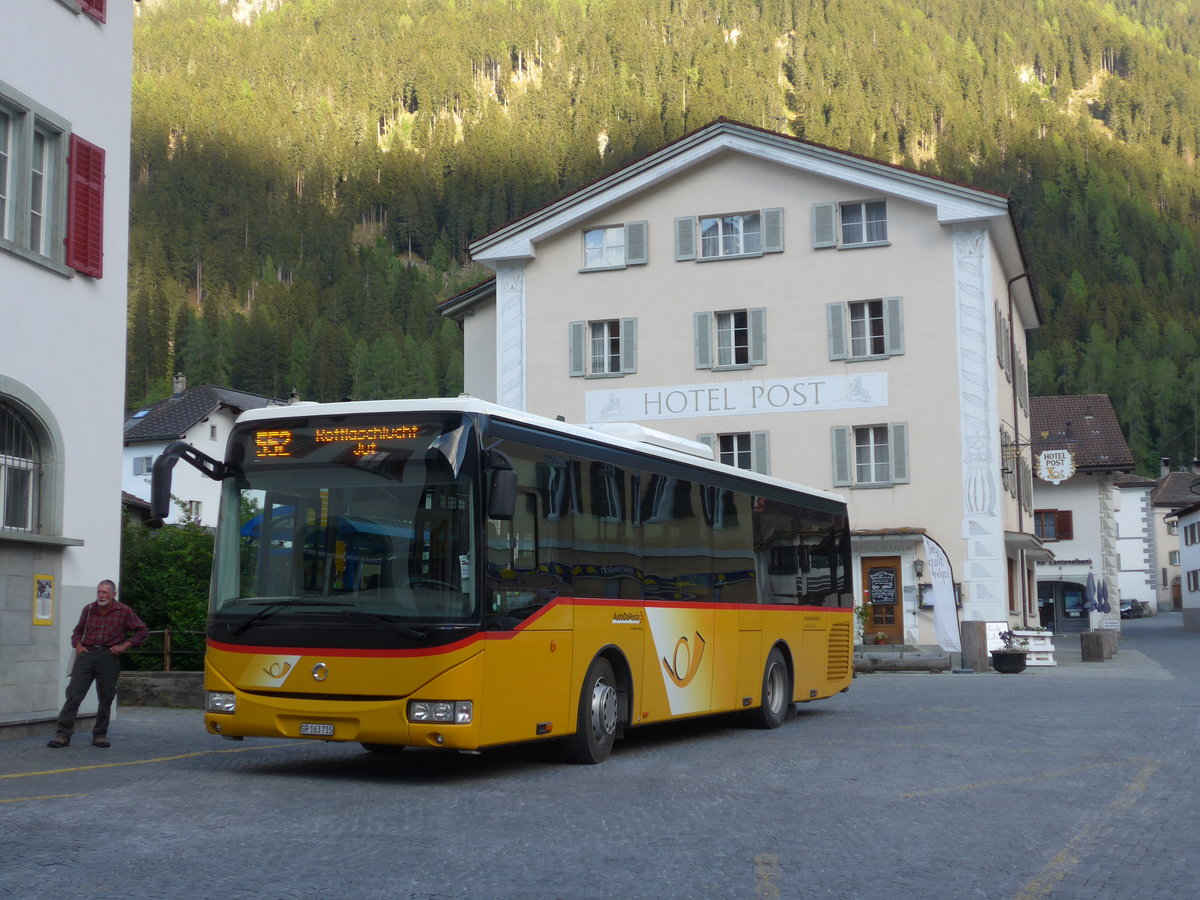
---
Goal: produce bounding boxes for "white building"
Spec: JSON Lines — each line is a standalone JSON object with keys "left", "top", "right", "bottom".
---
{"left": 123, "top": 376, "right": 284, "bottom": 526}
{"left": 1029, "top": 395, "right": 1133, "bottom": 633}
{"left": 2, "top": 0, "right": 133, "bottom": 733}
{"left": 1150, "top": 461, "right": 1199, "bottom": 612}
{"left": 1170, "top": 501, "right": 1200, "bottom": 630}
{"left": 442, "top": 120, "right": 1044, "bottom": 645}
{"left": 1114, "top": 473, "right": 1157, "bottom": 616}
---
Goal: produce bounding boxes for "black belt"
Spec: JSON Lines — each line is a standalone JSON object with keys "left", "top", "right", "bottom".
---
{"left": 87, "top": 645, "right": 112, "bottom": 652}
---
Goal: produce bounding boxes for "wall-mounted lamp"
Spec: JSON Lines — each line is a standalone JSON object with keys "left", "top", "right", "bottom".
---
{"left": 913, "top": 559, "right": 925, "bottom": 579}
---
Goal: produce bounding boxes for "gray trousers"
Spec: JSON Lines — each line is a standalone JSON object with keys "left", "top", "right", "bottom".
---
{"left": 56, "top": 649, "right": 121, "bottom": 737}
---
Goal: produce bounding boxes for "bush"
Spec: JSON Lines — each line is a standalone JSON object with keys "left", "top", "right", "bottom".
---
{"left": 120, "top": 513, "right": 213, "bottom": 671}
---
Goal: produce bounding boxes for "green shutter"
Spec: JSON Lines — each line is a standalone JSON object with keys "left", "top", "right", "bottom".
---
{"left": 751, "top": 431, "right": 770, "bottom": 475}
{"left": 889, "top": 423, "right": 909, "bottom": 484}
{"left": 763, "top": 208, "right": 784, "bottom": 253}
{"left": 569, "top": 321, "right": 586, "bottom": 377}
{"left": 675, "top": 217, "right": 696, "bottom": 261}
{"left": 696, "top": 434, "right": 716, "bottom": 460}
{"left": 884, "top": 296, "right": 904, "bottom": 356}
{"left": 812, "top": 203, "right": 838, "bottom": 248}
{"left": 694, "top": 312, "right": 713, "bottom": 369}
{"left": 749, "top": 308, "right": 766, "bottom": 365}
{"left": 831, "top": 426, "right": 851, "bottom": 486}
{"left": 625, "top": 221, "right": 648, "bottom": 265}
{"left": 827, "top": 303, "right": 847, "bottom": 360}
{"left": 621, "top": 318, "right": 638, "bottom": 373}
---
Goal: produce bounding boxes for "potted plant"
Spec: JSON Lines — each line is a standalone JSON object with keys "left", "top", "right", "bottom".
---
{"left": 990, "top": 630, "right": 1029, "bottom": 673}
{"left": 872, "top": 631, "right": 888, "bottom": 645}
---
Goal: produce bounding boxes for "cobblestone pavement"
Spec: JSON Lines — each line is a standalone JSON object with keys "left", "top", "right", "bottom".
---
{"left": 2, "top": 613, "right": 1196, "bottom": 900}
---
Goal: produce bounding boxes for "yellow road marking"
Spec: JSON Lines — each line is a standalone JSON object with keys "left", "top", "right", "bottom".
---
{"left": 1, "top": 742, "right": 308, "bottom": 781}
{"left": 1014, "top": 760, "right": 1158, "bottom": 900}
{"left": 1, "top": 793, "right": 87, "bottom": 804}
{"left": 753, "top": 853, "right": 781, "bottom": 900}
{"left": 899, "top": 760, "right": 1137, "bottom": 798}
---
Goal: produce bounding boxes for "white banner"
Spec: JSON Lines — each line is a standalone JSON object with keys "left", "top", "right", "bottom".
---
{"left": 586, "top": 373, "right": 888, "bottom": 423}
{"left": 923, "top": 535, "right": 960, "bottom": 653}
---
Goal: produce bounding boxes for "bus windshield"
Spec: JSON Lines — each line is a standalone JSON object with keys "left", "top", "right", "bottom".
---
{"left": 209, "top": 414, "right": 479, "bottom": 648}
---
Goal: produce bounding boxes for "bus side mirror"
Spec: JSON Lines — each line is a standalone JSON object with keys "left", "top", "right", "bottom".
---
{"left": 149, "top": 451, "right": 181, "bottom": 527}
{"left": 487, "top": 450, "right": 517, "bottom": 520}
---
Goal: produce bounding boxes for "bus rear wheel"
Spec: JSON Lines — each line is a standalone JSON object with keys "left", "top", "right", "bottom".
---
{"left": 564, "top": 656, "right": 619, "bottom": 764}
{"left": 742, "top": 647, "right": 789, "bottom": 730}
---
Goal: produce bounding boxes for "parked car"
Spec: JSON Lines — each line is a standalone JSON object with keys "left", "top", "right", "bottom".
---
{"left": 1120, "top": 599, "right": 1143, "bottom": 619}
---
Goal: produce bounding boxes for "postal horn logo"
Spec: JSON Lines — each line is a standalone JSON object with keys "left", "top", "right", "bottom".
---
{"left": 662, "top": 632, "right": 706, "bottom": 687}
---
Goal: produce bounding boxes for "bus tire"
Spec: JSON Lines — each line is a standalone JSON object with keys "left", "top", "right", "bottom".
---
{"left": 742, "top": 647, "right": 789, "bottom": 730}
{"left": 564, "top": 656, "right": 619, "bottom": 764}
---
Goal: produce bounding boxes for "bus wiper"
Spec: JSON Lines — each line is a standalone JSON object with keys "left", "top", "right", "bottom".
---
{"left": 316, "top": 609, "right": 428, "bottom": 642}
{"left": 228, "top": 598, "right": 353, "bottom": 638}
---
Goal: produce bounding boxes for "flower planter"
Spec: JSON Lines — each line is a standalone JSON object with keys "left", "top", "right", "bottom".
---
{"left": 1012, "top": 630, "right": 1056, "bottom": 666}
{"left": 990, "top": 650, "right": 1028, "bottom": 674}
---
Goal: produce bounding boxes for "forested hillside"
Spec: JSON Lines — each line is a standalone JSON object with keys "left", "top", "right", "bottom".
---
{"left": 129, "top": 0, "right": 1200, "bottom": 473}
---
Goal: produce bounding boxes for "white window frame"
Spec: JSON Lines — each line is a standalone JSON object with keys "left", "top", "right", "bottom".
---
{"left": 830, "top": 423, "right": 909, "bottom": 487}
{"left": 827, "top": 298, "right": 904, "bottom": 360}
{"left": 811, "top": 200, "right": 889, "bottom": 249}
{"left": 0, "top": 80, "right": 70, "bottom": 273}
{"left": 581, "top": 221, "right": 647, "bottom": 271}
{"left": 132, "top": 455, "right": 154, "bottom": 476}
{"left": 675, "top": 208, "right": 783, "bottom": 261}
{"left": 694, "top": 308, "right": 766, "bottom": 369}
{"left": 1169, "top": 549, "right": 1180, "bottom": 566}
{"left": 568, "top": 319, "right": 637, "bottom": 377}
{"left": 696, "top": 432, "right": 770, "bottom": 475}
{"left": 1, "top": 402, "right": 40, "bottom": 533}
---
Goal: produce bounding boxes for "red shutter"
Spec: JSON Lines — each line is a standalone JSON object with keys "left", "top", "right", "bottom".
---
{"left": 1055, "top": 510, "right": 1074, "bottom": 541}
{"left": 79, "top": 0, "right": 106, "bottom": 23}
{"left": 66, "top": 134, "right": 105, "bottom": 278}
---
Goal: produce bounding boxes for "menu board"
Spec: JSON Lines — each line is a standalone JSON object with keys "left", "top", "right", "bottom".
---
{"left": 868, "top": 567, "right": 897, "bottom": 606}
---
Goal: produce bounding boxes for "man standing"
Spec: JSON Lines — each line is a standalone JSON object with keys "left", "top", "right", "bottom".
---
{"left": 48, "top": 580, "right": 148, "bottom": 749}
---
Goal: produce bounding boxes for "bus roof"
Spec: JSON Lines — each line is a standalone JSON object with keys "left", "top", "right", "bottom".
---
{"left": 234, "top": 396, "right": 846, "bottom": 507}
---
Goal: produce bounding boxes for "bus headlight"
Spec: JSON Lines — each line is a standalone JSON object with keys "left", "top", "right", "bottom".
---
{"left": 408, "top": 700, "right": 472, "bottom": 724}
{"left": 206, "top": 691, "right": 236, "bottom": 714}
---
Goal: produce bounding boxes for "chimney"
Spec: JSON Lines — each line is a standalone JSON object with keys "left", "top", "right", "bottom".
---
{"left": 1161, "top": 457, "right": 1171, "bottom": 478}
{"left": 172, "top": 373, "right": 187, "bottom": 396}
{"left": 287, "top": 388, "right": 301, "bottom": 405}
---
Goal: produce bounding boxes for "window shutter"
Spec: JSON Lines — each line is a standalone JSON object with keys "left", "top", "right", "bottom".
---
{"left": 625, "top": 221, "right": 648, "bottom": 265}
{"left": 751, "top": 431, "right": 770, "bottom": 475}
{"left": 812, "top": 203, "right": 838, "bottom": 248}
{"left": 694, "top": 312, "right": 713, "bottom": 369}
{"left": 884, "top": 296, "right": 904, "bottom": 356}
{"left": 568, "top": 321, "right": 586, "bottom": 377}
{"left": 1056, "top": 510, "right": 1074, "bottom": 541}
{"left": 889, "top": 422, "right": 910, "bottom": 484}
{"left": 675, "top": 217, "right": 696, "bottom": 261}
{"left": 749, "top": 308, "right": 766, "bottom": 365}
{"left": 66, "top": 134, "right": 105, "bottom": 278}
{"left": 620, "top": 318, "right": 637, "bottom": 373}
{"left": 827, "top": 303, "right": 848, "bottom": 360}
{"left": 762, "top": 207, "right": 784, "bottom": 253}
{"left": 79, "top": 0, "right": 106, "bottom": 23}
{"left": 696, "top": 434, "right": 716, "bottom": 460}
{"left": 831, "top": 426, "right": 851, "bottom": 487}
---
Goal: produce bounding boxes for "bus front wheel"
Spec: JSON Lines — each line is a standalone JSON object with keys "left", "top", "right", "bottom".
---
{"left": 742, "top": 647, "right": 789, "bottom": 730}
{"left": 564, "top": 656, "right": 619, "bottom": 764}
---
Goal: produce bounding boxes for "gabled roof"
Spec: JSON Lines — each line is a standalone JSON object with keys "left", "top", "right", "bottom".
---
{"left": 1152, "top": 471, "right": 1200, "bottom": 509}
{"left": 1029, "top": 395, "right": 1133, "bottom": 472}
{"left": 124, "top": 385, "right": 283, "bottom": 443}
{"left": 464, "top": 118, "right": 1040, "bottom": 325}
{"left": 1113, "top": 473, "right": 1156, "bottom": 488}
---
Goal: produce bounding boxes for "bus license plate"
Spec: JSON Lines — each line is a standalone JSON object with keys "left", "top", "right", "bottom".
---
{"left": 299, "top": 723, "right": 334, "bottom": 736}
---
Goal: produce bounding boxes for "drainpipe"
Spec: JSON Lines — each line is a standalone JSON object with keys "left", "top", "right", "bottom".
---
{"left": 1008, "top": 272, "right": 1031, "bottom": 627}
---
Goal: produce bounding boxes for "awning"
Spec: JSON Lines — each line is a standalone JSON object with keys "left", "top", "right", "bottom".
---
{"left": 1005, "top": 530, "right": 1054, "bottom": 562}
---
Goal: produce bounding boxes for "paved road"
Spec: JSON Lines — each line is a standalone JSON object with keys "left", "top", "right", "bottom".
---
{"left": 2, "top": 613, "right": 1197, "bottom": 900}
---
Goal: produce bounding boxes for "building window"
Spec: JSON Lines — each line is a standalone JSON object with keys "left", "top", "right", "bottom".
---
{"left": 1, "top": 402, "right": 39, "bottom": 532}
{"left": 811, "top": 201, "right": 888, "bottom": 248}
{"left": 830, "top": 424, "right": 909, "bottom": 487}
{"left": 1169, "top": 549, "right": 1180, "bottom": 566}
{"left": 697, "top": 432, "right": 770, "bottom": 475}
{"left": 675, "top": 208, "right": 783, "bottom": 261}
{"left": 1034, "top": 509, "right": 1074, "bottom": 542}
{"left": 694, "top": 309, "right": 766, "bottom": 369}
{"left": 827, "top": 298, "right": 904, "bottom": 360}
{"left": 0, "top": 81, "right": 103, "bottom": 277}
{"left": 1167, "top": 520, "right": 1178, "bottom": 535}
{"left": 582, "top": 221, "right": 647, "bottom": 270}
{"left": 1188, "top": 570, "right": 1199, "bottom": 592}
{"left": 132, "top": 456, "right": 153, "bottom": 476}
{"left": 568, "top": 319, "right": 637, "bottom": 377}
{"left": 79, "top": 0, "right": 107, "bottom": 23}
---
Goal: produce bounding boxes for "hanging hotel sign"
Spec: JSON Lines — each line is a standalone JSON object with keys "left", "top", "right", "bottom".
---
{"left": 1036, "top": 449, "right": 1076, "bottom": 484}
{"left": 585, "top": 373, "right": 888, "bottom": 423}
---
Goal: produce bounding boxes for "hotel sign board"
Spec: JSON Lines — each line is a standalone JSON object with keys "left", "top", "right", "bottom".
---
{"left": 1036, "top": 449, "right": 1076, "bottom": 485}
{"left": 586, "top": 373, "right": 888, "bottom": 423}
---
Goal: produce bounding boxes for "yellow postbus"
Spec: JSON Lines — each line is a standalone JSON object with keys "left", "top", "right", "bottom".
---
{"left": 152, "top": 398, "right": 854, "bottom": 763}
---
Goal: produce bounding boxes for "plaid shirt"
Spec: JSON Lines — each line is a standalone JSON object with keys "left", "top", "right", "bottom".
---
{"left": 71, "top": 600, "right": 149, "bottom": 649}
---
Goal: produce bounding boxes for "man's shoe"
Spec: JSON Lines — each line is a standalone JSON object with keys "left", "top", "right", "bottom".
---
{"left": 92, "top": 736, "right": 110, "bottom": 748}
{"left": 47, "top": 734, "right": 70, "bottom": 748}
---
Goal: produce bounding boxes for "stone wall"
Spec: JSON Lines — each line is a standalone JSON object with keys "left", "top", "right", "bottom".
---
{"left": 118, "top": 671, "right": 204, "bottom": 709}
